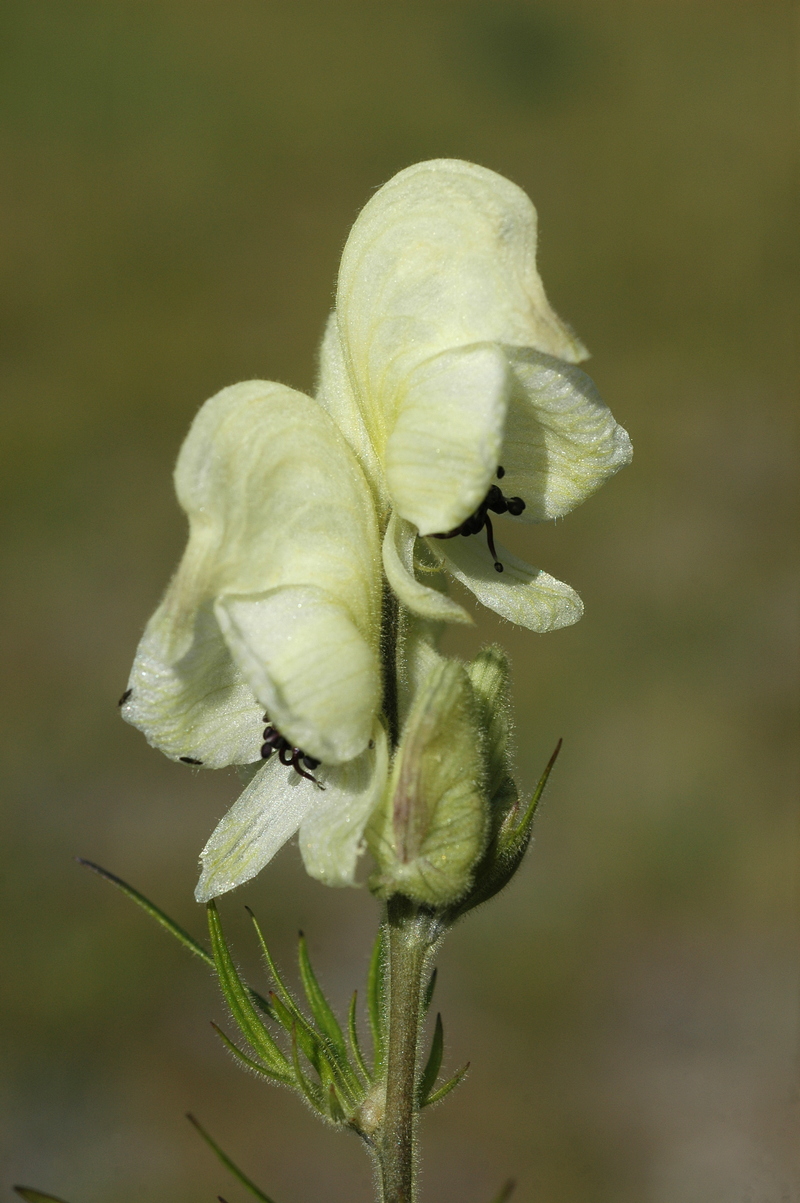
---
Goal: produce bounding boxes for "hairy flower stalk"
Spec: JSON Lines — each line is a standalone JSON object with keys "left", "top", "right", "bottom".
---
{"left": 380, "top": 898, "right": 441, "bottom": 1203}
{"left": 108, "top": 159, "right": 631, "bottom": 1203}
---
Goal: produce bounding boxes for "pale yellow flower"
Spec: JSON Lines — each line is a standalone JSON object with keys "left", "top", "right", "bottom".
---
{"left": 317, "top": 159, "right": 632, "bottom": 632}
{"left": 120, "top": 380, "right": 387, "bottom": 895}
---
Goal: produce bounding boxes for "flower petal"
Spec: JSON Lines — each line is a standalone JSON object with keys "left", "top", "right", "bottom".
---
{"left": 123, "top": 379, "right": 382, "bottom": 767}
{"left": 426, "top": 535, "right": 583, "bottom": 632}
{"left": 382, "top": 511, "right": 472, "bottom": 625}
{"left": 173, "top": 380, "right": 381, "bottom": 637}
{"left": 499, "top": 349, "right": 633, "bottom": 521}
{"left": 215, "top": 585, "right": 380, "bottom": 765}
{"left": 336, "top": 160, "right": 587, "bottom": 456}
{"left": 315, "top": 313, "right": 386, "bottom": 514}
{"left": 195, "top": 757, "right": 319, "bottom": 901}
{"left": 385, "top": 343, "right": 511, "bottom": 535}
{"left": 298, "top": 723, "right": 389, "bottom": 887}
{"left": 121, "top": 600, "right": 263, "bottom": 767}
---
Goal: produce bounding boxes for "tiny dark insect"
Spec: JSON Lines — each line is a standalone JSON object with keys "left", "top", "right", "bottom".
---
{"left": 431, "top": 465, "right": 525, "bottom": 572}
{"left": 180, "top": 756, "right": 203, "bottom": 765}
{"left": 118, "top": 688, "right": 132, "bottom": 706}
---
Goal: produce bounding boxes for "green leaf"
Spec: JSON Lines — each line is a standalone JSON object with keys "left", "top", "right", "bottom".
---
{"left": 246, "top": 908, "right": 299, "bottom": 1010}
{"left": 77, "top": 858, "right": 212, "bottom": 965}
{"left": 348, "top": 990, "right": 371, "bottom": 1083}
{"left": 186, "top": 1113, "right": 280, "bottom": 1203}
{"left": 420, "top": 1060, "right": 469, "bottom": 1107}
{"left": 289, "top": 1024, "right": 325, "bottom": 1114}
{"left": 210, "top": 1022, "right": 287, "bottom": 1082}
{"left": 78, "top": 860, "right": 274, "bottom": 1018}
{"left": 207, "top": 903, "right": 291, "bottom": 1080}
{"left": 417, "top": 1012, "right": 444, "bottom": 1105}
{"left": 367, "top": 922, "right": 387, "bottom": 1073}
{"left": 14, "top": 1189, "right": 73, "bottom": 1203}
{"left": 272, "top": 987, "right": 359, "bottom": 1114}
{"left": 266, "top": 988, "right": 324, "bottom": 1078}
{"left": 327, "top": 1082, "right": 347, "bottom": 1125}
{"left": 488, "top": 1180, "right": 516, "bottom": 1203}
{"left": 297, "top": 932, "right": 347, "bottom": 1058}
{"left": 423, "top": 966, "right": 438, "bottom": 1013}
{"left": 246, "top": 908, "right": 327, "bottom": 1068}
{"left": 297, "top": 932, "right": 364, "bottom": 1098}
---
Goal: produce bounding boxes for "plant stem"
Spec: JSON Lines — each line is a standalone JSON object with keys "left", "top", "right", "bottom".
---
{"left": 377, "top": 896, "right": 438, "bottom": 1203}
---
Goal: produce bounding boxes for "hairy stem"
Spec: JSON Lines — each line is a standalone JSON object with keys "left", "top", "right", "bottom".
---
{"left": 377, "top": 897, "right": 438, "bottom": 1203}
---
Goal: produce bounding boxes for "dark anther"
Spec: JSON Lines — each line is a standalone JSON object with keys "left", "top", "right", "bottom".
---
{"left": 118, "top": 688, "right": 132, "bottom": 706}
{"left": 430, "top": 466, "right": 525, "bottom": 572}
{"left": 259, "top": 714, "right": 324, "bottom": 788}
{"left": 180, "top": 756, "right": 203, "bottom": 765}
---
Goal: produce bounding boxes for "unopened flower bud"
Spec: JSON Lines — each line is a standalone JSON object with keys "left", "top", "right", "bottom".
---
{"left": 466, "top": 644, "right": 518, "bottom": 819}
{"left": 368, "top": 659, "right": 488, "bottom": 907}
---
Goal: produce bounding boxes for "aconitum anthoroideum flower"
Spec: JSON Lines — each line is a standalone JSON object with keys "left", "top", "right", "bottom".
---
{"left": 120, "top": 380, "right": 388, "bottom": 897}
{"left": 316, "top": 159, "right": 632, "bottom": 633}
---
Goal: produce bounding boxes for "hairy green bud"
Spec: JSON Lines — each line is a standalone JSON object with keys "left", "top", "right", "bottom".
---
{"left": 368, "top": 659, "right": 488, "bottom": 906}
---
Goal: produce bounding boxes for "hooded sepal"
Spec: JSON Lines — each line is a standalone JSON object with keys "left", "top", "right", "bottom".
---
{"left": 122, "top": 379, "right": 382, "bottom": 771}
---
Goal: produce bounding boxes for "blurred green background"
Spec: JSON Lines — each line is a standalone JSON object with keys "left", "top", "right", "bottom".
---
{"left": 1, "top": 2, "right": 796, "bottom": 1201}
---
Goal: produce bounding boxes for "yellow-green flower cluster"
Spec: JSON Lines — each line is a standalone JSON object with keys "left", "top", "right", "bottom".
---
{"left": 121, "top": 159, "right": 631, "bottom": 909}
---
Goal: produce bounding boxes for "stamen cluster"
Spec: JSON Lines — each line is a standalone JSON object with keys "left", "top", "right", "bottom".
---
{"left": 260, "top": 714, "right": 323, "bottom": 787}
{"left": 431, "top": 466, "right": 525, "bottom": 572}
